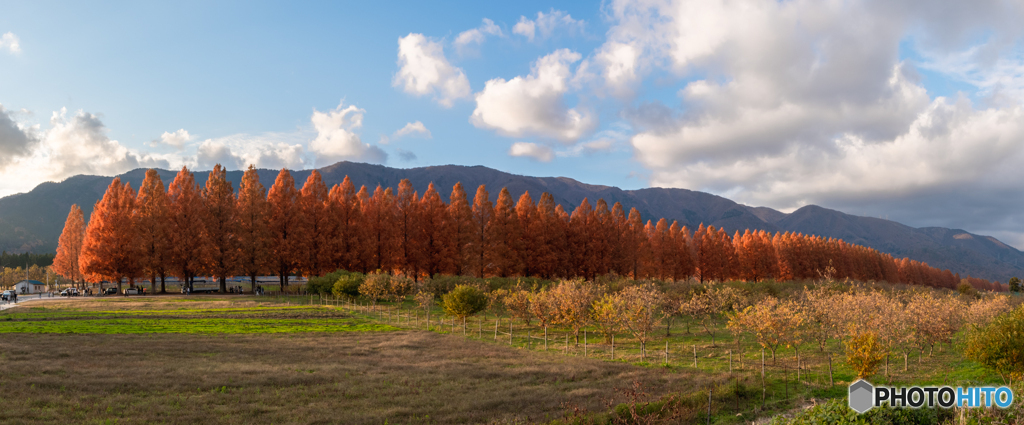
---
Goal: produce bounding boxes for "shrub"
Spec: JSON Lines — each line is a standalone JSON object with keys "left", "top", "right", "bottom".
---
{"left": 768, "top": 398, "right": 948, "bottom": 425}
{"left": 307, "top": 270, "right": 360, "bottom": 295}
{"left": 359, "top": 272, "right": 392, "bottom": 302}
{"left": 332, "top": 272, "right": 365, "bottom": 298}
{"left": 845, "top": 331, "right": 886, "bottom": 379}
{"left": 441, "top": 285, "right": 488, "bottom": 319}
{"left": 963, "top": 304, "right": 1024, "bottom": 382}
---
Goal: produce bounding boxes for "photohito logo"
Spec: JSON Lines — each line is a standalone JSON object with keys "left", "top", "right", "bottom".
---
{"left": 848, "top": 379, "right": 1014, "bottom": 413}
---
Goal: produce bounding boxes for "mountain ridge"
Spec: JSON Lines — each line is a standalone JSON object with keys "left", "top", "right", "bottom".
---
{"left": 1, "top": 161, "right": 1021, "bottom": 282}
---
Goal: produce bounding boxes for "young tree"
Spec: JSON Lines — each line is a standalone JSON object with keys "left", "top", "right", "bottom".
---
{"left": 203, "top": 164, "right": 239, "bottom": 292}
{"left": 167, "top": 167, "right": 209, "bottom": 292}
{"left": 1008, "top": 277, "right": 1021, "bottom": 293}
{"left": 680, "top": 284, "right": 747, "bottom": 346}
{"left": 297, "top": 170, "right": 333, "bottom": 278}
{"left": 53, "top": 204, "right": 85, "bottom": 288}
{"left": 592, "top": 291, "right": 625, "bottom": 343}
{"left": 236, "top": 165, "right": 270, "bottom": 292}
{"left": 963, "top": 305, "right": 1024, "bottom": 383}
{"left": 728, "top": 296, "right": 803, "bottom": 362}
{"left": 550, "top": 279, "right": 599, "bottom": 344}
{"left": 504, "top": 287, "right": 533, "bottom": 325}
{"left": 81, "top": 178, "right": 140, "bottom": 292}
{"left": 267, "top": 169, "right": 302, "bottom": 290}
{"left": 135, "top": 170, "right": 172, "bottom": 293}
{"left": 616, "top": 283, "right": 665, "bottom": 358}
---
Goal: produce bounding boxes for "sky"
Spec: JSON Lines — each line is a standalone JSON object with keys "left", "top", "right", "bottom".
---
{"left": 2, "top": 0, "right": 1024, "bottom": 248}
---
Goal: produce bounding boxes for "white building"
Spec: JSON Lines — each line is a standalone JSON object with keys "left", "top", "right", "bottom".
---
{"left": 15, "top": 280, "right": 47, "bottom": 294}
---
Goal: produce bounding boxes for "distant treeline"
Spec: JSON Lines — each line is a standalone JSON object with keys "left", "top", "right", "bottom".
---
{"left": 0, "top": 251, "right": 55, "bottom": 268}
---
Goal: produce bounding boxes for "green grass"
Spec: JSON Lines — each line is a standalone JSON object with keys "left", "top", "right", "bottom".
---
{"left": 0, "top": 305, "right": 398, "bottom": 334}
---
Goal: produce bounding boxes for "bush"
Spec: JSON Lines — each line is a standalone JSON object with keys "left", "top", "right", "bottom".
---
{"left": 768, "top": 398, "right": 948, "bottom": 425}
{"left": 332, "top": 272, "right": 365, "bottom": 298}
{"left": 844, "top": 331, "right": 886, "bottom": 380}
{"left": 963, "top": 304, "right": 1024, "bottom": 382}
{"left": 441, "top": 285, "right": 488, "bottom": 319}
{"left": 306, "top": 270, "right": 353, "bottom": 295}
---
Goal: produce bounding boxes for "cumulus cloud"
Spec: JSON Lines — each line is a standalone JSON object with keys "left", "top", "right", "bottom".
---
{"left": 45, "top": 108, "right": 170, "bottom": 178}
{"left": 196, "top": 139, "right": 244, "bottom": 170}
{"left": 308, "top": 101, "right": 386, "bottom": 166}
{"left": 393, "top": 121, "right": 432, "bottom": 139}
{"left": 591, "top": 0, "right": 1024, "bottom": 246}
{"left": 193, "top": 133, "right": 307, "bottom": 171}
{"left": 512, "top": 9, "right": 584, "bottom": 42}
{"left": 151, "top": 129, "right": 193, "bottom": 150}
{"left": 508, "top": 142, "right": 554, "bottom": 162}
{"left": 471, "top": 49, "right": 595, "bottom": 142}
{"left": 454, "top": 18, "right": 503, "bottom": 53}
{"left": 0, "top": 32, "right": 20, "bottom": 54}
{"left": 393, "top": 33, "right": 471, "bottom": 107}
{"left": 0, "top": 105, "right": 39, "bottom": 169}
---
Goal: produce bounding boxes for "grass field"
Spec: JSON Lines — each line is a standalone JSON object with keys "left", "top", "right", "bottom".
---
{"left": 0, "top": 297, "right": 715, "bottom": 424}
{"left": 0, "top": 293, "right": 1015, "bottom": 424}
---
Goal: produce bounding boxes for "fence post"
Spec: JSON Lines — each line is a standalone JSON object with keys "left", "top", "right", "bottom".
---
{"left": 509, "top": 321, "right": 513, "bottom": 345}
{"left": 828, "top": 352, "right": 834, "bottom": 387}
{"left": 693, "top": 345, "right": 697, "bottom": 368}
{"left": 494, "top": 319, "right": 498, "bottom": 340}
{"left": 611, "top": 335, "right": 615, "bottom": 360}
{"left": 478, "top": 317, "right": 482, "bottom": 339}
{"left": 544, "top": 326, "right": 548, "bottom": 351}
{"left": 463, "top": 316, "right": 466, "bottom": 336}
{"left": 729, "top": 350, "right": 732, "bottom": 373}
{"left": 584, "top": 330, "right": 587, "bottom": 357}
{"left": 707, "top": 387, "right": 713, "bottom": 425}
{"left": 664, "top": 341, "right": 668, "bottom": 364}
{"left": 565, "top": 334, "right": 568, "bottom": 354}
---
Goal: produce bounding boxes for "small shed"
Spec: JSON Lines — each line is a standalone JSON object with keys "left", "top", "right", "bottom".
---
{"left": 15, "top": 280, "right": 47, "bottom": 294}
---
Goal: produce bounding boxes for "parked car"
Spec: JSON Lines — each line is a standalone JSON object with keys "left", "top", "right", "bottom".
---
{"left": 2, "top": 290, "right": 16, "bottom": 301}
{"left": 103, "top": 287, "right": 117, "bottom": 295}
{"left": 60, "top": 288, "right": 80, "bottom": 297}
{"left": 123, "top": 288, "right": 140, "bottom": 295}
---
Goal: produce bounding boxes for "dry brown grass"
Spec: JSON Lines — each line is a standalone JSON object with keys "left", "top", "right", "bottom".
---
{"left": 0, "top": 327, "right": 719, "bottom": 424}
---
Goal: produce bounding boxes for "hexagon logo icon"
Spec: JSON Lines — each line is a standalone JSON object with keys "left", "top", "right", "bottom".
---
{"left": 849, "top": 379, "right": 874, "bottom": 413}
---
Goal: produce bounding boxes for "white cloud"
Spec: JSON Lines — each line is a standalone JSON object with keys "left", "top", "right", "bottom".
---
{"left": 508, "top": 142, "right": 554, "bottom": 162}
{"left": 308, "top": 101, "right": 386, "bottom": 166}
{"left": 44, "top": 108, "right": 170, "bottom": 179}
{"left": 392, "top": 121, "right": 432, "bottom": 140}
{"left": 454, "top": 18, "right": 503, "bottom": 53}
{"left": 196, "top": 139, "right": 244, "bottom": 170}
{"left": 512, "top": 9, "right": 584, "bottom": 42}
{"left": 192, "top": 133, "right": 307, "bottom": 171}
{"left": 471, "top": 49, "right": 595, "bottom": 142}
{"left": 393, "top": 33, "right": 471, "bottom": 107}
{"left": 151, "top": 129, "right": 193, "bottom": 150}
{"left": 0, "top": 32, "right": 20, "bottom": 54}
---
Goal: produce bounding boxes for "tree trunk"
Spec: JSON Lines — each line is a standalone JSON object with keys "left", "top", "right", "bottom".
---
{"left": 160, "top": 274, "right": 166, "bottom": 294}
{"left": 219, "top": 275, "right": 227, "bottom": 293}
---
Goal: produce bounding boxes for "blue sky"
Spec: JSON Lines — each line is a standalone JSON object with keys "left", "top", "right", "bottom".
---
{"left": 3, "top": 0, "right": 1024, "bottom": 248}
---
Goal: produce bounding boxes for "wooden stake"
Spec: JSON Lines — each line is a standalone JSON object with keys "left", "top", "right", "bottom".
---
{"left": 611, "top": 335, "right": 615, "bottom": 360}
{"left": 693, "top": 345, "right": 697, "bottom": 368}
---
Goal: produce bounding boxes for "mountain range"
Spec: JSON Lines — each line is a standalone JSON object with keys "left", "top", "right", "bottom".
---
{"left": 1, "top": 161, "right": 1021, "bottom": 282}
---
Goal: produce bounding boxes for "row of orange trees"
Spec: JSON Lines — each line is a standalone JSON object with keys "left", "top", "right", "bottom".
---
{"left": 51, "top": 164, "right": 1003, "bottom": 293}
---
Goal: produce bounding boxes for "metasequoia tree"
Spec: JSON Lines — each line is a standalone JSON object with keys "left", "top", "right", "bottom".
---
{"left": 568, "top": 198, "right": 595, "bottom": 279}
{"left": 515, "top": 192, "right": 539, "bottom": 277}
{"left": 447, "top": 183, "right": 473, "bottom": 275}
{"left": 135, "top": 170, "right": 171, "bottom": 293}
{"left": 236, "top": 165, "right": 270, "bottom": 291}
{"left": 394, "top": 179, "right": 421, "bottom": 276}
{"left": 490, "top": 188, "right": 521, "bottom": 277}
{"left": 53, "top": 204, "right": 85, "bottom": 288}
{"left": 81, "top": 178, "right": 139, "bottom": 292}
{"left": 167, "top": 167, "right": 209, "bottom": 292}
{"left": 468, "top": 185, "right": 493, "bottom": 278}
{"left": 419, "top": 183, "right": 452, "bottom": 277}
{"left": 267, "top": 169, "right": 302, "bottom": 290}
{"left": 203, "top": 164, "right": 239, "bottom": 292}
{"left": 297, "top": 170, "right": 332, "bottom": 278}
{"left": 329, "top": 176, "right": 363, "bottom": 272}
{"left": 534, "top": 192, "right": 564, "bottom": 278}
